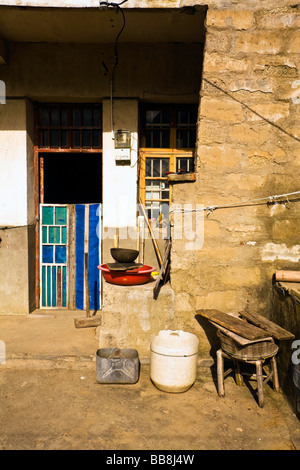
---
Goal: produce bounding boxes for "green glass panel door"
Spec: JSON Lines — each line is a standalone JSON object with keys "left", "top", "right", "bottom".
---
{"left": 40, "top": 204, "right": 68, "bottom": 308}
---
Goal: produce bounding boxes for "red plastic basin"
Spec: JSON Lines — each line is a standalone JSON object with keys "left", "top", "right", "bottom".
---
{"left": 98, "top": 264, "right": 155, "bottom": 286}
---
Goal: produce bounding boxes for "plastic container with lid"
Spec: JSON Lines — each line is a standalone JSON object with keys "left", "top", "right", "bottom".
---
{"left": 150, "top": 330, "right": 199, "bottom": 393}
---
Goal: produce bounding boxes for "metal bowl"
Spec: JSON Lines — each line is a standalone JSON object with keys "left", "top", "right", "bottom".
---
{"left": 110, "top": 248, "right": 139, "bottom": 263}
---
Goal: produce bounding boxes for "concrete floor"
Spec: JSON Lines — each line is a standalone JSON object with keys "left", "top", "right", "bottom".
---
{"left": 0, "top": 312, "right": 299, "bottom": 451}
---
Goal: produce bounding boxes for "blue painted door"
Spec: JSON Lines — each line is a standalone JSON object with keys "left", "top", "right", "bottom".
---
{"left": 75, "top": 204, "right": 102, "bottom": 311}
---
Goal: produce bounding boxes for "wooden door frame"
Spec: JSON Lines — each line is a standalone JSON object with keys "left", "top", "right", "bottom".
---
{"left": 34, "top": 103, "right": 103, "bottom": 309}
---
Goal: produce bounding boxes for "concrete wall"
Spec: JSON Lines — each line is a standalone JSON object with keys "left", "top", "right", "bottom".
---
{"left": 102, "top": 98, "right": 138, "bottom": 229}
{"left": 0, "top": 99, "right": 28, "bottom": 226}
{"left": 0, "top": 97, "right": 34, "bottom": 228}
{"left": 0, "top": 42, "right": 202, "bottom": 102}
{"left": 99, "top": 281, "right": 175, "bottom": 360}
{"left": 0, "top": 98, "right": 35, "bottom": 313}
{"left": 170, "top": 5, "right": 300, "bottom": 358}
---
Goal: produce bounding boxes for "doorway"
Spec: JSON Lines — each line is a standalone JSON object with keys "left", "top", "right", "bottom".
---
{"left": 35, "top": 104, "right": 103, "bottom": 310}
{"left": 42, "top": 153, "right": 102, "bottom": 204}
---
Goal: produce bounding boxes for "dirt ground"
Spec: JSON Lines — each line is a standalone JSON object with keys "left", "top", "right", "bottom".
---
{"left": 0, "top": 313, "right": 299, "bottom": 452}
{"left": 0, "top": 364, "right": 299, "bottom": 451}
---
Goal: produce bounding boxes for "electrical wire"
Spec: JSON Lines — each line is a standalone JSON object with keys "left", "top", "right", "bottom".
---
{"left": 0, "top": 221, "right": 36, "bottom": 231}
{"left": 169, "top": 190, "right": 300, "bottom": 216}
{"left": 100, "top": 1, "right": 128, "bottom": 135}
{"left": 112, "top": 4, "right": 126, "bottom": 69}
{"left": 110, "top": 4, "right": 126, "bottom": 134}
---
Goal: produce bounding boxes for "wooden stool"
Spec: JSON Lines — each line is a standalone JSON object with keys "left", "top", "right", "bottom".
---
{"left": 216, "top": 348, "right": 280, "bottom": 408}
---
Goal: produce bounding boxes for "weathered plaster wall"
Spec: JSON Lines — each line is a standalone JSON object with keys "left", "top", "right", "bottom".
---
{"left": 102, "top": 98, "right": 138, "bottom": 229}
{"left": 0, "top": 99, "right": 28, "bottom": 226}
{"left": 0, "top": 227, "right": 30, "bottom": 313}
{"left": 0, "top": 98, "right": 35, "bottom": 313}
{"left": 171, "top": 5, "right": 300, "bottom": 358}
{"left": 99, "top": 281, "right": 175, "bottom": 360}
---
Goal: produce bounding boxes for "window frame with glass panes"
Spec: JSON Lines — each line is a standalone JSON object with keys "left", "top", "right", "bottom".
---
{"left": 36, "top": 104, "right": 102, "bottom": 151}
{"left": 139, "top": 104, "right": 197, "bottom": 221}
{"left": 36, "top": 104, "right": 103, "bottom": 204}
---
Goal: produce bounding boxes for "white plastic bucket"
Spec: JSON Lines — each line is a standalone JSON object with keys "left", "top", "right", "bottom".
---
{"left": 150, "top": 330, "right": 199, "bottom": 393}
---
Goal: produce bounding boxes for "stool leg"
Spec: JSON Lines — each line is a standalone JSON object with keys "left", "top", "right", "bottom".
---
{"left": 233, "top": 359, "right": 244, "bottom": 386}
{"left": 217, "top": 349, "right": 225, "bottom": 398}
{"left": 270, "top": 356, "right": 280, "bottom": 392}
{"left": 256, "top": 360, "right": 264, "bottom": 408}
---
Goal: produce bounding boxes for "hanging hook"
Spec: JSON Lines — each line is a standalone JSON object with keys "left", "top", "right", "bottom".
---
{"left": 205, "top": 206, "right": 216, "bottom": 217}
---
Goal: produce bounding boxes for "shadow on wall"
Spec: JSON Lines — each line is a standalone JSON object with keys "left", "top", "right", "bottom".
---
{"left": 195, "top": 314, "right": 220, "bottom": 359}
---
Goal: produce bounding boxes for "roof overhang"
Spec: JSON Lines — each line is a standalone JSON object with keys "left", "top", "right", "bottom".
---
{"left": 0, "top": 5, "right": 206, "bottom": 44}
{"left": 0, "top": 35, "right": 7, "bottom": 63}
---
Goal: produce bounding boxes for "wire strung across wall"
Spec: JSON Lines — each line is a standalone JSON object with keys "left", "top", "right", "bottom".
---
{"left": 0, "top": 221, "right": 36, "bottom": 231}
{"left": 169, "top": 190, "right": 300, "bottom": 216}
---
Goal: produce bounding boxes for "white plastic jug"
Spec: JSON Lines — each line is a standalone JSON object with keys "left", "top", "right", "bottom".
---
{"left": 150, "top": 330, "right": 199, "bottom": 393}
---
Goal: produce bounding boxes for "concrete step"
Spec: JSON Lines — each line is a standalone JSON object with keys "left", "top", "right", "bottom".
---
{"left": 0, "top": 311, "right": 100, "bottom": 369}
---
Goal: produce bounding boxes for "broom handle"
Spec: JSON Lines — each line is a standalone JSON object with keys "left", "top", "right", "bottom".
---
{"left": 138, "top": 198, "right": 163, "bottom": 268}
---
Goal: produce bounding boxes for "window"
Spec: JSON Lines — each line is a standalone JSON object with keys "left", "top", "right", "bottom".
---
{"left": 145, "top": 110, "right": 171, "bottom": 148}
{"left": 145, "top": 157, "right": 170, "bottom": 220}
{"left": 176, "top": 109, "right": 197, "bottom": 150}
{"left": 36, "top": 104, "right": 103, "bottom": 205}
{"left": 139, "top": 104, "right": 197, "bottom": 220}
{"left": 143, "top": 106, "right": 197, "bottom": 151}
{"left": 37, "top": 104, "right": 102, "bottom": 150}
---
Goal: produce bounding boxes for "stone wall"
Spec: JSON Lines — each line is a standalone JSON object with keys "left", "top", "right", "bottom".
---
{"left": 272, "top": 282, "right": 300, "bottom": 419}
{"left": 171, "top": 5, "right": 300, "bottom": 357}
